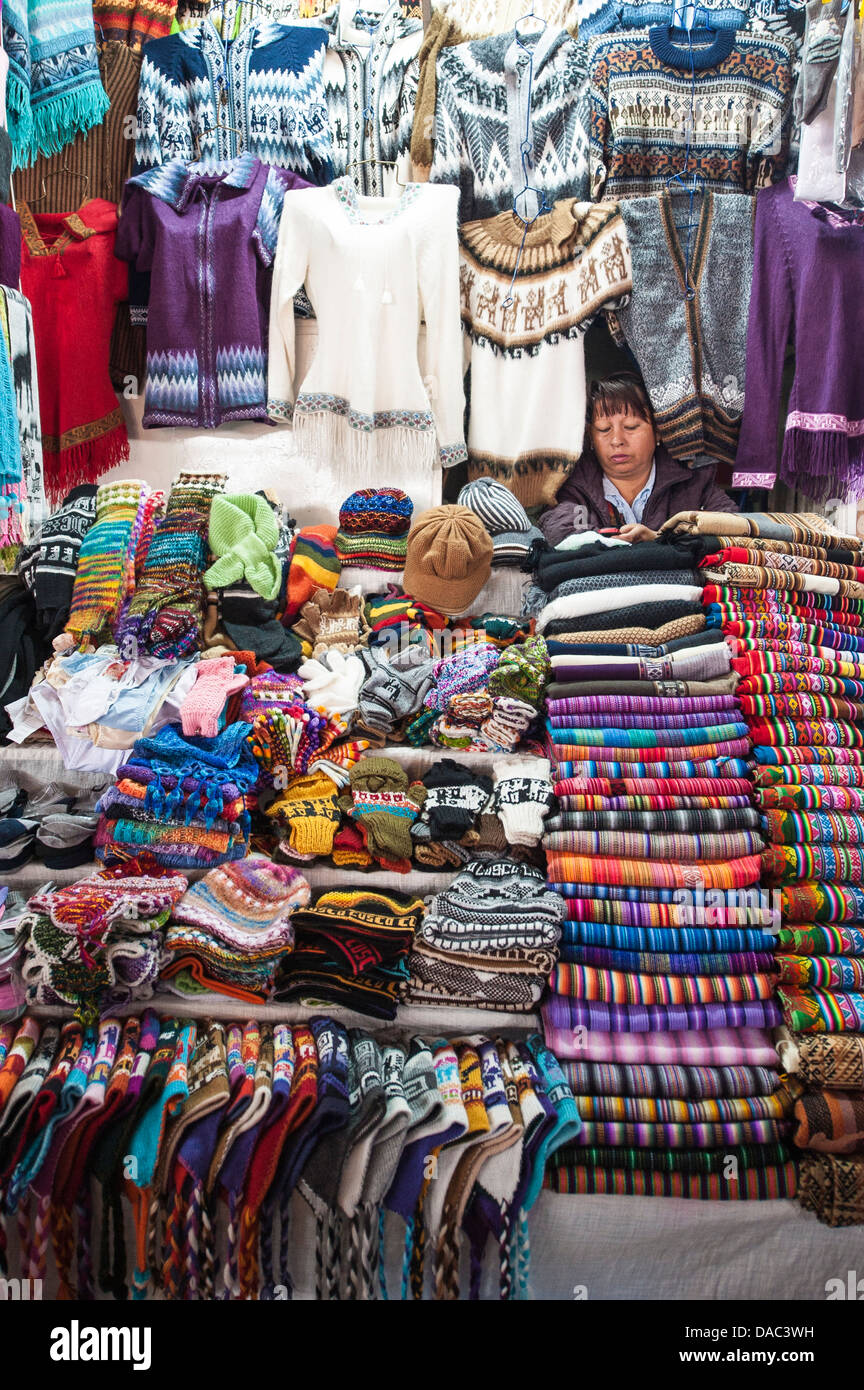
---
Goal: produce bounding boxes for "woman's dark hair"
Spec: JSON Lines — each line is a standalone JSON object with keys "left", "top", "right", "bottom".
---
{"left": 588, "top": 373, "right": 655, "bottom": 426}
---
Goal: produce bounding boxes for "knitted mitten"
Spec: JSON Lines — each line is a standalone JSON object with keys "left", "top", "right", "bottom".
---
{"left": 797, "top": 0, "right": 847, "bottom": 123}
{"left": 337, "top": 758, "right": 425, "bottom": 871}
{"left": 492, "top": 758, "right": 554, "bottom": 847}
{"left": 487, "top": 636, "right": 550, "bottom": 709}
{"left": 413, "top": 759, "right": 492, "bottom": 841}
{"left": 181, "top": 658, "right": 250, "bottom": 738}
{"left": 299, "top": 650, "right": 365, "bottom": 717}
{"left": 294, "top": 588, "right": 368, "bottom": 656}
{"left": 358, "top": 647, "right": 435, "bottom": 732}
{"left": 266, "top": 771, "right": 341, "bottom": 857}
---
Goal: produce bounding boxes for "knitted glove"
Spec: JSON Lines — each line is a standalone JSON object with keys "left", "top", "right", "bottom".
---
{"left": 487, "top": 635, "right": 550, "bottom": 709}
{"left": 266, "top": 771, "right": 341, "bottom": 857}
{"left": 797, "top": 0, "right": 847, "bottom": 123}
{"left": 358, "top": 646, "right": 435, "bottom": 732}
{"left": 492, "top": 758, "right": 554, "bottom": 847}
{"left": 337, "top": 757, "right": 425, "bottom": 870}
{"left": 180, "top": 658, "right": 250, "bottom": 738}
{"left": 424, "top": 643, "right": 500, "bottom": 712}
{"left": 294, "top": 587, "right": 368, "bottom": 656}
{"left": 412, "top": 759, "right": 492, "bottom": 841}
{"left": 299, "top": 650, "right": 366, "bottom": 717}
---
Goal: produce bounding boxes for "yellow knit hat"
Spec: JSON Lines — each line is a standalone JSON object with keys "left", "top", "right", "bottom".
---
{"left": 266, "top": 771, "right": 341, "bottom": 857}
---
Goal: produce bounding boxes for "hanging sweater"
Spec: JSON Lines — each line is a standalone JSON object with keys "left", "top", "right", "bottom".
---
{"left": 735, "top": 177, "right": 864, "bottom": 502}
{"left": 300, "top": 0, "right": 422, "bottom": 194}
{"left": 614, "top": 190, "right": 755, "bottom": 467}
{"left": 586, "top": 27, "right": 796, "bottom": 199}
{"left": 18, "top": 198, "right": 130, "bottom": 504}
{"left": 133, "top": 17, "right": 335, "bottom": 183}
{"left": 459, "top": 199, "right": 632, "bottom": 509}
{"left": 267, "top": 178, "right": 466, "bottom": 472}
{"left": 429, "top": 28, "right": 591, "bottom": 223}
{"left": 116, "top": 154, "right": 305, "bottom": 429}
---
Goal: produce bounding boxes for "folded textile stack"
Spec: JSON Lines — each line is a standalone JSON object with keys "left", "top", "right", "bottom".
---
{"left": 0, "top": 1014, "right": 576, "bottom": 1301}
{"left": 17, "top": 865, "right": 187, "bottom": 1020}
{"left": 786, "top": 1033, "right": 864, "bottom": 1227}
{"left": 408, "top": 861, "right": 563, "bottom": 1013}
{"left": 537, "top": 529, "right": 794, "bottom": 1200}
{"left": 158, "top": 857, "right": 310, "bottom": 1003}
{"left": 679, "top": 509, "right": 864, "bottom": 1222}
{"left": 335, "top": 488, "right": 413, "bottom": 571}
{"left": 95, "top": 722, "right": 258, "bottom": 870}
{"left": 275, "top": 889, "right": 425, "bottom": 1019}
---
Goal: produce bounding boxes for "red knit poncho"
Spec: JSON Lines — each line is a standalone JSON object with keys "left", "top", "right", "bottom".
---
{"left": 19, "top": 197, "right": 130, "bottom": 502}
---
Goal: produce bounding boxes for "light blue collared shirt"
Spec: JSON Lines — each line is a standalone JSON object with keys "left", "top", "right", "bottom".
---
{"left": 602, "top": 461, "right": 656, "bottom": 526}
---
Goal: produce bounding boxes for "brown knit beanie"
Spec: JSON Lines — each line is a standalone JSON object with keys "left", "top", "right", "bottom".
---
{"left": 402, "top": 506, "right": 493, "bottom": 616}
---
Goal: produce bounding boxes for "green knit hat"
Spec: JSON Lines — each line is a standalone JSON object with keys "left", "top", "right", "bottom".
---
{"left": 204, "top": 494, "right": 281, "bottom": 600}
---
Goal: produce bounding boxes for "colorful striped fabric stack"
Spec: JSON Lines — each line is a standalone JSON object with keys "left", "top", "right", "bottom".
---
{"left": 64, "top": 479, "right": 149, "bottom": 644}
{"left": 689, "top": 510, "right": 864, "bottom": 1223}
{"left": 527, "top": 532, "right": 795, "bottom": 1200}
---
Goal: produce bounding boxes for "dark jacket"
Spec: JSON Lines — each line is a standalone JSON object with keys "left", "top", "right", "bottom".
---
{"left": 539, "top": 446, "right": 739, "bottom": 547}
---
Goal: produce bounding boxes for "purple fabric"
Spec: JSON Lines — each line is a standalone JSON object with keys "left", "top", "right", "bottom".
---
{"left": 540, "top": 446, "right": 738, "bottom": 546}
{"left": 547, "top": 694, "right": 739, "bottom": 715}
{"left": 115, "top": 155, "right": 311, "bottom": 428}
{"left": 542, "top": 994, "right": 782, "bottom": 1034}
{"left": 385, "top": 1117, "right": 467, "bottom": 1222}
{"left": 0, "top": 205, "right": 21, "bottom": 289}
{"left": 736, "top": 176, "right": 864, "bottom": 496}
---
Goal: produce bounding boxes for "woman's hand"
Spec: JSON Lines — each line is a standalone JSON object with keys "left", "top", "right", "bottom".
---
{"left": 617, "top": 523, "right": 659, "bottom": 544}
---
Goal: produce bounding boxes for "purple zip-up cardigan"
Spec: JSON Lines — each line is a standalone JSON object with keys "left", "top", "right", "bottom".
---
{"left": 115, "top": 154, "right": 311, "bottom": 429}
{"left": 735, "top": 176, "right": 864, "bottom": 500}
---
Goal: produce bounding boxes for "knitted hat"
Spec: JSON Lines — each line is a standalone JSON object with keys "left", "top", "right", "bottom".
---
{"left": 171, "top": 857, "right": 311, "bottom": 951}
{"left": 488, "top": 635, "right": 550, "bottom": 709}
{"left": 338, "top": 758, "right": 425, "bottom": 871}
{"left": 335, "top": 489, "right": 413, "bottom": 571}
{"left": 266, "top": 771, "right": 342, "bottom": 857}
{"left": 284, "top": 526, "right": 341, "bottom": 620}
{"left": 458, "top": 477, "right": 544, "bottom": 565}
{"left": 204, "top": 494, "right": 282, "bottom": 600}
{"left": 402, "top": 506, "right": 493, "bottom": 617}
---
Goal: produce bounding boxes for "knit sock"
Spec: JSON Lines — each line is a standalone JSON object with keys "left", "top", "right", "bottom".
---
{"left": 181, "top": 658, "right": 250, "bottom": 738}
{"left": 492, "top": 758, "right": 554, "bottom": 847}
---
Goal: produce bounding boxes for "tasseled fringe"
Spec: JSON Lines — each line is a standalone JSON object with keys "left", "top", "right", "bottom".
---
{"left": 184, "top": 1179, "right": 204, "bottom": 1300}
{"left": 6, "top": 73, "right": 33, "bottom": 171}
{"left": 781, "top": 427, "right": 864, "bottom": 506}
{"left": 27, "top": 81, "right": 111, "bottom": 166}
{"left": 99, "top": 1192, "right": 128, "bottom": 1300}
{"left": 222, "top": 1191, "right": 240, "bottom": 1300}
{"left": 278, "top": 1185, "right": 294, "bottom": 1299}
{"left": 45, "top": 423, "right": 130, "bottom": 508}
{"left": 378, "top": 1209, "right": 388, "bottom": 1301}
{"left": 51, "top": 1202, "right": 76, "bottom": 1299}
{"left": 400, "top": 1218, "right": 413, "bottom": 1301}
{"left": 199, "top": 1194, "right": 217, "bottom": 1300}
{"left": 293, "top": 410, "right": 439, "bottom": 477}
{"left": 76, "top": 1186, "right": 95, "bottom": 1300}
{"left": 237, "top": 1203, "right": 259, "bottom": 1300}
{"left": 17, "top": 1198, "right": 32, "bottom": 1283}
{"left": 433, "top": 1219, "right": 459, "bottom": 1301}
{"left": 409, "top": 1210, "right": 427, "bottom": 1300}
{"left": 31, "top": 1194, "right": 51, "bottom": 1285}
{"left": 323, "top": 1208, "right": 342, "bottom": 1300}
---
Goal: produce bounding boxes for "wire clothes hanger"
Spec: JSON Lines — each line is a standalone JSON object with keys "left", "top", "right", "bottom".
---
{"left": 28, "top": 168, "right": 90, "bottom": 205}
{"left": 502, "top": 2, "right": 552, "bottom": 311}
{"left": 345, "top": 157, "right": 407, "bottom": 189}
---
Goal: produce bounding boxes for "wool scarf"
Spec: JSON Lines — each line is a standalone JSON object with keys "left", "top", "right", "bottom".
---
{"left": 3, "top": 0, "right": 109, "bottom": 169}
{"left": 64, "top": 480, "right": 147, "bottom": 642}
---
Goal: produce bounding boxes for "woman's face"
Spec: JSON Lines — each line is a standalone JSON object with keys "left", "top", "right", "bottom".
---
{"left": 590, "top": 408, "right": 657, "bottom": 483}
